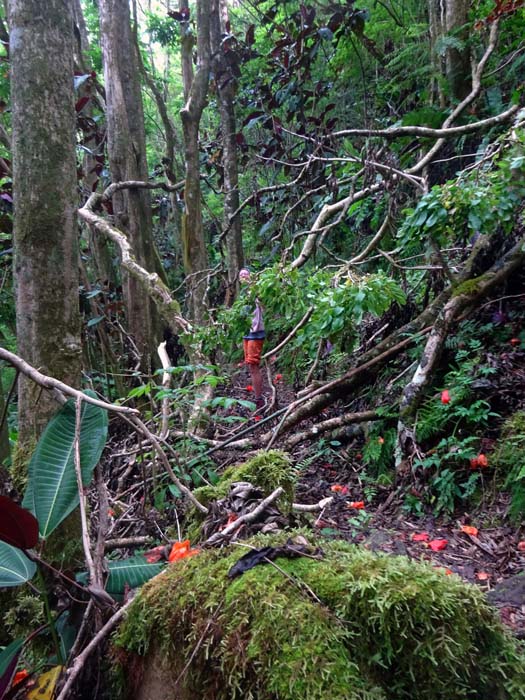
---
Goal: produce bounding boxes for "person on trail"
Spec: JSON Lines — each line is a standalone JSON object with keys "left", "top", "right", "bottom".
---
{"left": 239, "top": 268, "right": 265, "bottom": 410}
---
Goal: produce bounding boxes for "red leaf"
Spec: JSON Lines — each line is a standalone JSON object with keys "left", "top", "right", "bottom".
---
{"left": 428, "top": 538, "right": 448, "bottom": 551}
{"left": 75, "top": 96, "right": 90, "bottom": 113}
{"left": 143, "top": 545, "right": 166, "bottom": 563}
{"left": 441, "top": 389, "right": 451, "bottom": 404}
{"left": 0, "top": 495, "right": 39, "bottom": 549}
{"left": 412, "top": 532, "right": 430, "bottom": 542}
{"left": 168, "top": 540, "right": 200, "bottom": 562}
{"left": 460, "top": 525, "right": 479, "bottom": 536}
{"left": 348, "top": 500, "right": 364, "bottom": 509}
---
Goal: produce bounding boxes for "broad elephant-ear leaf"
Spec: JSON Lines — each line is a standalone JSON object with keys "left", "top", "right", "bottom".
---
{"left": 105, "top": 556, "right": 165, "bottom": 594}
{"left": 0, "top": 637, "right": 24, "bottom": 700}
{"left": 23, "top": 393, "right": 108, "bottom": 539}
{"left": 0, "top": 541, "right": 36, "bottom": 588}
{"left": 0, "top": 495, "right": 39, "bottom": 549}
{"left": 76, "top": 555, "right": 165, "bottom": 595}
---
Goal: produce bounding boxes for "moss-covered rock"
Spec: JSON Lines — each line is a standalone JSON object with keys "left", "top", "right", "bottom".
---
{"left": 115, "top": 533, "right": 525, "bottom": 700}
{"left": 185, "top": 450, "right": 296, "bottom": 541}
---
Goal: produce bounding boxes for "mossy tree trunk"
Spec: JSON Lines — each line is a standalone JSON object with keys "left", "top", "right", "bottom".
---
{"left": 428, "top": 0, "right": 471, "bottom": 105}
{"left": 0, "top": 370, "right": 10, "bottom": 483}
{"left": 9, "top": 0, "right": 81, "bottom": 455}
{"left": 180, "top": 0, "right": 210, "bottom": 324}
{"left": 210, "top": 0, "right": 244, "bottom": 305}
{"left": 99, "top": 0, "right": 164, "bottom": 365}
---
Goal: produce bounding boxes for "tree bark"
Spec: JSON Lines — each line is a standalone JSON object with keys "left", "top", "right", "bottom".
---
{"left": 99, "top": 0, "right": 165, "bottom": 364}
{"left": 180, "top": 0, "right": 211, "bottom": 323}
{"left": 210, "top": 0, "right": 244, "bottom": 303}
{"left": 9, "top": 0, "right": 81, "bottom": 452}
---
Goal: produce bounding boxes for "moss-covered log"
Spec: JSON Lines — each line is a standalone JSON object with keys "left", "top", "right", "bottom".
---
{"left": 115, "top": 533, "right": 525, "bottom": 700}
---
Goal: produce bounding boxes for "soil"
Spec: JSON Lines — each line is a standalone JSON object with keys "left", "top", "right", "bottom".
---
{"left": 103, "top": 358, "right": 525, "bottom": 641}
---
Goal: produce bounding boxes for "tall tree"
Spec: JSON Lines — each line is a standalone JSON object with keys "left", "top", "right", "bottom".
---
{"left": 428, "top": 0, "right": 471, "bottom": 104}
{"left": 210, "top": 0, "right": 244, "bottom": 303}
{"left": 9, "top": 0, "right": 81, "bottom": 455}
{"left": 180, "top": 0, "right": 211, "bottom": 323}
{"left": 99, "top": 0, "right": 164, "bottom": 364}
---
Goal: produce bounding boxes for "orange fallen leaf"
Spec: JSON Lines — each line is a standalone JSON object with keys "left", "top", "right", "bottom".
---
{"left": 143, "top": 545, "right": 166, "bottom": 563}
{"left": 460, "top": 525, "right": 479, "bottom": 536}
{"left": 168, "top": 540, "right": 200, "bottom": 562}
{"left": 331, "top": 484, "right": 349, "bottom": 495}
{"left": 476, "top": 571, "right": 490, "bottom": 581}
{"left": 412, "top": 532, "right": 430, "bottom": 542}
{"left": 428, "top": 538, "right": 448, "bottom": 551}
{"left": 348, "top": 501, "right": 365, "bottom": 509}
{"left": 12, "top": 670, "right": 29, "bottom": 687}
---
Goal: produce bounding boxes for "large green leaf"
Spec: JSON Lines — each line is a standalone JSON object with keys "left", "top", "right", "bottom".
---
{"left": 0, "top": 542, "right": 36, "bottom": 588}
{"left": 105, "top": 556, "right": 165, "bottom": 595}
{"left": 0, "top": 637, "right": 24, "bottom": 699}
{"left": 23, "top": 395, "right": 108, "bottom": 539}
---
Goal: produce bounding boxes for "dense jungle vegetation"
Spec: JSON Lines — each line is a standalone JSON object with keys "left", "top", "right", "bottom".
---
{"left": 1, "top": 0, "right": 525, "bottom": 698}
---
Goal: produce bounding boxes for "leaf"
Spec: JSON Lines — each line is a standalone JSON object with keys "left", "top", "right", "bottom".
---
{"left": 0, "top": 542, "right": 37, "bottom": 587}
{"left": 412, "top": 532, "right": 430, "bottom": 542}
{"left": 0, "top": 638, "right": 24, "bottom": 700}
{"left": 23, "top": 395, "right": 108, "bottom": 539}
{"left": 428, "top": 539, "right": 448, "bottom": 551}
{"left": 104, "top": 555, "right": 166, "bottom": 595}
{"left": 0, "top": 496, "right": 39, "bottom": 549}
{"left": 460, "top": 525, "right": 478, "bottom": 537}
{"left": 27, "top": 666, "right": 62, "bottom": 700}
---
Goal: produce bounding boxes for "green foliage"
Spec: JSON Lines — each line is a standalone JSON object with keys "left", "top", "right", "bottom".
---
{"left": 116, "top": 532, "right": 525, "bottom": 700}
{"left": 203, "top": 264, "right": 405, "bottom": 380}
{"left": 398, "top": 139, "right": 525, "bottom": 253}
{"left": 22, "top": 395, "right": 108, "bottom": 539}
{"left": 0, "top": 542, "right": 36, "bottom": 588}
{"left": 492, "top": 411, "right": 525, "bottom": 522}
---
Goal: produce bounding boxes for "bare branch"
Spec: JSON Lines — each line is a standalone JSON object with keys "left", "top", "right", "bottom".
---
{"left": 0, "top": 348, "right": 138, "bottom": 415}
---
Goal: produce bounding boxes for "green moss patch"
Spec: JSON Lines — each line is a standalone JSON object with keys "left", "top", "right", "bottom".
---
{"left": 115, "top": 533, "right": 525, "bottom": 700}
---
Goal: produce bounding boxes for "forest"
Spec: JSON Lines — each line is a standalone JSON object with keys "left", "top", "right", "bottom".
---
{"left": 1, "top": 0, "right": 525, "bottom": 698}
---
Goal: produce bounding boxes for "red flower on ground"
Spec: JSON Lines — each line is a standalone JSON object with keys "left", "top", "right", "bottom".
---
{"left": 348, "top": 500, "right": 365, "bottom": 509}
{"left": 168, "top": 540, "right": 200, "bottom": 563}
{"left": 510, "top": 338, "right": 521, "bottom": 346}
{"left": 253, "top": 415, "right": 262, "bottom": 421}
{"left": 377, "top": 437, "right": 384, "bottom": 444}
{"left": 412, "top": 532, "right": 430, "bottom": 542}
{"left": 460, "top": 525, "right": 479, "bottom": 536}
{"left": 273, "top": 373, "right": 283, "bottom": 384}
{"left": 428, "top": 538, "right": 448, "bottom": 551}
{"left": 245, "top": 385, "right": 253, "bottom": 392}
{"left": 441, "top": 389, "right": 451, "bottom": 404}
{"left": 331, "top": 484, "right": 349, "bottom": 495}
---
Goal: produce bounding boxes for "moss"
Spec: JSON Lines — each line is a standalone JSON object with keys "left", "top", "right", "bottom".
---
{"left": 194, "top": 450, "right": 296, "bottom": 509}
{"left": 451, "top": 275, "right": 487, "bottom": 297}
{"left": 186, "top": 451, "right": 297, "bottom": 542}
{"left": 10, "top": 439, "right": 36, "bottom": 493}
{"left": 115, "top": 532, "right": 525, "bottom": 700}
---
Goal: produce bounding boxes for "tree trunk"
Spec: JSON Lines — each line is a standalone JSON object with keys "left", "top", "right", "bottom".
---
{"left": 428, "top": 0, "right": 471, "bottom": 104}
{"left": 180, "top": 0, "right": 210, "bottom": 324}
{"left": 99, "top": 0, "right": 165, "bottom": 365}
{"left": 0, "top": 370, "right": 10, "bottom": 476}
{"left": 210, "top": 0, "right": 244, "bottom": 304}
{"left": 9, "top": 0, "right": 81, "bottom": 454}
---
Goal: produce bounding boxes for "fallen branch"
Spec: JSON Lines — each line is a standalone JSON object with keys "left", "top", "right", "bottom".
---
{"left": 56, "top": 595, "right": 137, "bottom": 700}
{"left": 205, "top": 487, "right": 284, "bottom": 545}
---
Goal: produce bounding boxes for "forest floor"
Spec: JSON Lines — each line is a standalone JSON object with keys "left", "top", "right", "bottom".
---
{"left": 105, "top": 353, "right": 525, "bottom": 642}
